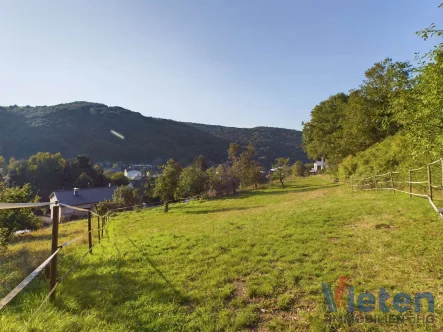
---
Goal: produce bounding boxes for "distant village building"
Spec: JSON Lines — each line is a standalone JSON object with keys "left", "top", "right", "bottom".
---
{"left": 124, "top": 165, "right": 161, "bottom": 186}
{"left": 49, "top": 186, "right": 117, "bottom": 222}
{"left": 311, "top": 156, "right": 327, "bottom": 173}
{"left": 124, "top": 169, "right": 142, "bottom": 181}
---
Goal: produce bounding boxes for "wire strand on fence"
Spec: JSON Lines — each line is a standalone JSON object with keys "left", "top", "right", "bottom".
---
{"left": 0, "top": 188, "right": 271, "bottom": 317}
{"left": 59, "top": 245, "right": 95, "bottom": 283}
{"left": 391, "top": 189, "right": 429, "bottom": 198}
{"left": 0, "top": 248, "right": 61, "bottom": 310}
{"left": 59, "top": 203, "right": 99, "bottom": 217}
{"left": 0, "top": 221, "right": 99, "bottom": 312}
{"left": 23, "top": 282, "right": 59, "bottom": 331}
{"left": 0, "top": 202, "right": 51, "bottom": 210}
{"left": 428, "top": 158, "right": 443, "bottom": 166}
{"left": 349, "top": 157, "right": 443, "bottom": 220}
{"left": 375, "top": 172, "right": 391, "bottom": 177}
{"left": 428, "top": 196, "right": 440, "bottom": 213}
{"left": 410, "top": 165, "right": 427, "bottom": 172}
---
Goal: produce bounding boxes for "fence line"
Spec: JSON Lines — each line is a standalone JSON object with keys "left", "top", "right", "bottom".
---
{"left": 0, "top": 202, "right": 51, "bottom": 210}
{"left": 349, "top": 157, "right": 443, "bottom": 219}
{"left": 59, "top": 203, "right": 100, "bottom": 216}
{"left": 0, "top": 248, "right": 61, "bottom": 310}
{"left": 0, "top": 189, "right": 219, "bottom": 325}
{"left": 0, "top": 202, "right": 112, "bottom": 322}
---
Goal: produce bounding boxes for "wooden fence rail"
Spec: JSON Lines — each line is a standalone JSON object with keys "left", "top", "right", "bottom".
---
{"left": 348, "top": 157, "right": 443, "bottom": 220}
{"left": 0, "top": 191, "right": 219, "bottom": 326}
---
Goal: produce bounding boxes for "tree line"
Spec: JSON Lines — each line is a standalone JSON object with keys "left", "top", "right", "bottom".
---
{"left": 1, "top": 153, "right": 130, "bottom": 200}
{"left": 302, "top": 7, "right": 443, "bottom": 178}
{"left": 97, "top": 143, "right": 309, "bottom": 213}
{"left": 0, "top": 144, "right": 310, "bottom": 246}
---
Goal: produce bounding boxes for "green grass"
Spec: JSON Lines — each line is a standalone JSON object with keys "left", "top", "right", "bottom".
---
{"left": 1, "top": 176, "right": 443, "bottom": 331}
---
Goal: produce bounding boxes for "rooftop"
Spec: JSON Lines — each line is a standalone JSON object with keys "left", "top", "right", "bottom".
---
{"left": 50, "top": 186, "right": 117, "bottom": 206}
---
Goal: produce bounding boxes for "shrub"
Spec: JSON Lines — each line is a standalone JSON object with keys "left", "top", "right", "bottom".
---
{"left": 0, "top": 183, "right": 42, "bottom": 247}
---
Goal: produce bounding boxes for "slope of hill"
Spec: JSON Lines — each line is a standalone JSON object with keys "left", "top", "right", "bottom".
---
{"left": 188, "top": 123, "right": 306, "bottom": 165}
{"left": 0, "top": 102, "right": 305, "bottom": 166}
{"left": 2, "top": 177, "right": 440, "bottom": 331}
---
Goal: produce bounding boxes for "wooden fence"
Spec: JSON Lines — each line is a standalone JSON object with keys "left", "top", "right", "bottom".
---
{"left": 0, "top": 192, "right": 219, "bottom": 327}
{"left": 348, "top": 158, "right": 443, "bottom": 219}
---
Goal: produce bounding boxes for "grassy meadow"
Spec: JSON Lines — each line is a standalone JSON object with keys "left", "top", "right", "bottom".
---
{"left": 1, "top": 176, "right": 443, "bottom": 331}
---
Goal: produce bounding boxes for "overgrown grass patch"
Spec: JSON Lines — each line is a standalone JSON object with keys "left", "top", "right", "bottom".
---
{"left": 1, "top": 176, "right": 442, "bottom": 331}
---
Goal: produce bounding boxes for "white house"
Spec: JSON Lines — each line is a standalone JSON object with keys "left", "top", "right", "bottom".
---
{"left": 49, "top": 186, "right": 117, "bottom": 222}
{"left": 124, "top": 169, "right": 142, "bottom": 180}
{"left": 312, "top": 156, "right": 327, "bottom": 173}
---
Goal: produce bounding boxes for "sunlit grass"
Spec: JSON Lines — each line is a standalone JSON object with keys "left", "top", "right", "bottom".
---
{"left": 1, "top": 176, "right": 442, "bottom": 331}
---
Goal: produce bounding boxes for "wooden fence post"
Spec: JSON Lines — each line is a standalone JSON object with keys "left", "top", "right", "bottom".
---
{"left": 101, "top": 216, "right": 104, "bottom": 238}
{"left": 50, "top": 202, "right": 59, "bottom": 302}
{"left": 427, "top": 164, "right": 433, "bottom": 201}
{"left": 390, "top": 172, "right": 395, "bottom": 193}
{"left": 97, "top": 215, "right": 100, "bottom": 243}
{"left": 409, "top": 170, "right": 412, "bottom": 198}
{"left": 88, "top": 211, "right": 92, "bottom": 253}
{"left": 350, "top": 178, "right": 353, "bottom": 191}
{"left": 374, "top": 176, "right": 378, "bottom": 191}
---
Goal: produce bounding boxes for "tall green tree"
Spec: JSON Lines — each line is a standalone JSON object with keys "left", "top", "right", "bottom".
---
{"left": 393, "top": 20, "right": 443, "bottom": 159}
{"left": 228, "top": 143, "right": 242, "bottom": 161}
{"left": 7, "top": 158, "right": 28, "bottom": 187}
{"left": 192, "top": 155, "right": 209, "bottom": 172}
{"left": 175, "top": 165, "right": 208, "bottom": 199}
{"left": 113, "top": 186, "right": 140, "bottom": 207}
{"left": 303, "top": 59, "right": 413, "bottom": 172}
{"left": 292, "top": 161, "right": 305, "bottom": 177}
{"left": 302, "top": 93, "right": 348, "bottom": 168}
{"left": 154, "top": 159, "right": 182, "bottom": 212}
{"left": 357, "top": 58, "right": 412, "bottom": 138}
{"left": 272, "top": 158, "right": 290, "bottom": 188}
{"left": 68, "top": 155, "right": 96, "bottom": 184}
{"left": 0, "top": 156, "right": 8, "bottom": 183}
{"left": 232, "top": 144, "right": 259, "bottom": 188}
{"left": 27, "top": 152, "right": 67, "bottom": 197}
{"left": 74, "top": 172, "right": 93, "bottom": 188}
{"left": 206, "top": 164, "right": 239, "bottom": 195}
{"left": 111, "top": 172, "right": 130, "bottom": 186}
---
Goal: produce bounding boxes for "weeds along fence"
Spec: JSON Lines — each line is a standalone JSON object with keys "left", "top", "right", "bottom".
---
{"left": 0, "top": 192, "right": 215, "bottom": 327}
{"left": 0, "top": 201, "right": 113, "bottom": 326}
{"left": 348, "top": 158, "right": 443, "bottom": 219}
{"left": 0, "top": 200, "right": 169, "bottom": 327}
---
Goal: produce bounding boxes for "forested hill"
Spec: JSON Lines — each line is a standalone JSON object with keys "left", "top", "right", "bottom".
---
{"left": 188, "top": 123, "right": 306, "bottom": 165}
{"left": 0, "top": 102, "right": 305, "bottom": 166}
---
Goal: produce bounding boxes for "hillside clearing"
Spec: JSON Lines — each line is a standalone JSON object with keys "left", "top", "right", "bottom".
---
{"left": 1, "top": 177, "right": 443, "bottom": 331}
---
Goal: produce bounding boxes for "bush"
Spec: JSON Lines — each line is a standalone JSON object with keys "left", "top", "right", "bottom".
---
{"left": 0, "top": 183, "right": 42, "bottom": 247}
{"left": 292, "top": 161, "right": 305, "bottom": 177}
{"left": 175, "top": 165, "right": 207, "bottom": 199}
{"left": 337, "top": 132, "right": 433, "bottom": 180}
{"left": 111, "top": 172, "right": 129, "bottom": 186}
{"left": 95, "top": 186, "right": 140, "bottom": 215}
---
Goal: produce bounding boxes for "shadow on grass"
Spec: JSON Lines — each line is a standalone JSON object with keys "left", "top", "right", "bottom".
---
{"left": 231, "top": 183, "right": 340, "bottom": 200}
{"left": 183, "top": 207, "right": 256, "bottom": 214}
{"left": 52, "top": 237, "right": 193, "bottom": 328}
{"left": 55, "top": 269, "right": 190, "bottom": 327}
{"left": 126, "top": 237, "right": 182, "bottom": 297}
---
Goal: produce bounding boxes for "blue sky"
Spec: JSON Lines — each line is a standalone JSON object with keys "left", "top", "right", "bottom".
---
{"left": 0, "top": 1, "right": 440, "bottom": 130}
